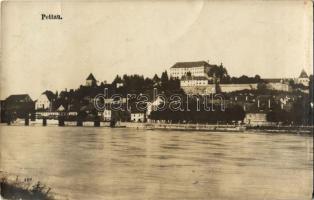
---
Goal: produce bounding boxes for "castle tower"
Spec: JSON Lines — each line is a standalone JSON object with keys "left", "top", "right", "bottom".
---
{"left": 86, "top": 73, "right": 97, "bottom": 86}
{"left": 297, "top": 69, "right": 309, "bottom": 86}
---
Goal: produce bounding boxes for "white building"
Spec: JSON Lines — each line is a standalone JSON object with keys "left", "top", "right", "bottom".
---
{"left": 103, "top": 109, "right": 112, "bottom": 121}
{"left": 180, "top": 76, "right": 209, "bottom": 87}
{"left": 170, "top": 61, "right": 212, "bottom": 79}
{"left": 116, "top": 82, "right": 124, "bottom": 88}
{"left": 35, "top": 91, "right": 55, "bottom": 111}
{"left": 244, "top": 112, "right": 270, "bottom": 126}
{"left": 297, "top": 69, "right": 309, "bottom": 86}
{"left": 131, "top": 112, "right": 145, "bottom": 122}
{"left": 86, "top": 73, "right": 97, "bottom": 86}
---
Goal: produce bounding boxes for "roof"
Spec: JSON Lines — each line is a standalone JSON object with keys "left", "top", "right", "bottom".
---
{"left": 5, "top": 94, "right": 33, "bottom": 103}
{"left": 170, "top": 61, "right": 213, "bottom": 69}
{"left": 86, "top": 73, "right": 96, "bottom": 81}
{"left": 57, "top": 105, "right": 65, "bottom": 111}
{"left": 299, "top": 69, "right": 308, "bottom": 78}
{"left": 42, "top": 90, "right": 55, "bottom": 101}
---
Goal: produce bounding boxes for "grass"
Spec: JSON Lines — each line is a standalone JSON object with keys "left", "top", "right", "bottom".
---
{"left": 0, "top": 175, "right": 54, "bottom": 200}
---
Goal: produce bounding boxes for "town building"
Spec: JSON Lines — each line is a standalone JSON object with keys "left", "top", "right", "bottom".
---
{"left": 263, "top": 70, "right": 309, "bottom": 91}
{"left": 103, "top": 109, "right": 112, "bottom": 121}
{"left": 296, "top": 69, "right": 309, "bottom": 86}
{"left": 169, "top": 61, "right": 212, "bottom": 79}
{"left": 180, "top": 76, "right": 209, "bottom": 87}
{"left": 131, "top": 112, "right": 146, "bottom": 122}
{"left": 3, "top": 94, "right": 34, "bottom": 119}
{"left": 35, "top": 91, "right": 56, "bottom": 111}
{"left": 244, "top": 112, "right": 270, "bottom": 126}
{"left": 86, "top": 73, "right": 97, "bottom": 86}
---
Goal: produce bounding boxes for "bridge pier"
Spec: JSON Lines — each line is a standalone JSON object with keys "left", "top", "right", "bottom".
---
{"left": 43, "top": 118, "right": 47, "bottom": 126}
{"left": 25, "top": 118, "right": 29, "bottom": 126}
{"left": 94, "top": 120, "right": 100, "bottom": 127}
{"left": 58, "top": 117, "right": 65, "bottom": 126}
{"left": 77, "top": 120, "right": 83, "bottom": 126}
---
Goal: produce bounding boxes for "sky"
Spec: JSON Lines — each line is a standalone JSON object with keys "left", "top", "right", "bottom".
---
{"left": 1, "top": 0, "right": 313, "bottom": 99}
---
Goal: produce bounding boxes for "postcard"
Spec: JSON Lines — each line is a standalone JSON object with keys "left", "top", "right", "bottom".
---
{"left": 0, "top": 1, "right": 313, "bottom": 200}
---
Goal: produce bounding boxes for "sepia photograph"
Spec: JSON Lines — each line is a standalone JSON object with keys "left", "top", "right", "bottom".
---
{"left": 0, "top": 0, "right": 313, "bottom": 199}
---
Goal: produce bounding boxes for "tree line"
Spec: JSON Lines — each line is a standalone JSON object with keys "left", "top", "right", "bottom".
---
{"left": 150, "top": 103, "right": 245, "bottom": 124}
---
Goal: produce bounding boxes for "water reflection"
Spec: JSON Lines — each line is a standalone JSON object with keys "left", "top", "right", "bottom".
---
{"left": 0, "top": 126, "right": 312, "bottom": 200}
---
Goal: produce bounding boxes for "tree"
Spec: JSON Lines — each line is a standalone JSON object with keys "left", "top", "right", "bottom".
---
{"left": 161, "top": 71, "right": 169, "bottom": 83}
{"left": 112, "top": 75, "right": 122, "bottom": 84}
{"left": 254, "top": 75, "right": 261, "bottom": 82}
{"left": 257, "top": 82, "right": 267, "bottom": 92}
{"left": 149, "top": 102, "right": 245, "bottom": 124}
{"left": 215, "top": 83, "right": 221, "bottom": 93}
{"left": 229, "top": 74, "right": 263, "bottom": 84}
{"left": 77, "top": 111, "right": 87, "bottom": 120}
{"left": 152, "top": 74, "right": 160, "bottom": 84}
{"left": 290, "top": 96, "right": 310, "bottom": 125}
{"left": 266, "top": 109, "right": 289, "bottom": 123}
{"left": 208, "top": 63, "right": 229, "bottom": 82}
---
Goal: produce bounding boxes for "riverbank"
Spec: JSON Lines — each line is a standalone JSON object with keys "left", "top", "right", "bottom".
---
{"left": 0, "top": 172, "right": 54, "bottom": 200}
{"left": 1, "top": 120, "right": 312, "bottom": 134}
{"left": 246, "top": 125, "right": 313, "bottom": 134}
{"left": 120, "top": 122, "right": 246, "bottom": 132}
{"left": 121, "top": 122, "right": 313, "bottom": 134}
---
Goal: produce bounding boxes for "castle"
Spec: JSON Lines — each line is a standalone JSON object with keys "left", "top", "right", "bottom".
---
{"left": 169, "top": 60, "right": 310, "bottom": 94}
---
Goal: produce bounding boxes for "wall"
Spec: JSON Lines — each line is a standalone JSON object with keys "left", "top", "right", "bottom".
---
{"left": 219, "top": 84, "right": 258, "bottom": 93}
{"left": 180, "top": 79, "right": 208, "bottom": 87}
{"left": 182, "top": 84, "right": 258, "bottom": 94}
{"left": 266, "top": 82, "right": 291, "bottom": 91}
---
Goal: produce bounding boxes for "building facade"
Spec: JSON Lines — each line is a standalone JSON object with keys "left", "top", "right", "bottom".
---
{"left": 170, "top": 61, "right": 212, "bottom": 79}
{"left": 296, "top": 69, "right": 309, "bottom": 86}
{"left": 180, "top": 76, "right": 209, "bottom": 87}
{"left": 244, "top": 112, "right": 270, "bottom": 126}
{"left": 131, "top": 112, "right": 145, "bottom": 122}
{"left": 3, "top": 94, "right": 34, "bottom": 119}
{"left": 103, "top": 110, "right": 112, "bottom": 121}
{"left": 35, "top": 91, "right": 55, "bottom": 111}
{"left": 86, "top": 73, "right": 97, "bottom": 86}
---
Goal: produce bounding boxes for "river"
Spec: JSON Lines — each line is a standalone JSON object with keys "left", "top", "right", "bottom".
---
{"left": 0, "top": 125, "right": 312, "bottom": 199}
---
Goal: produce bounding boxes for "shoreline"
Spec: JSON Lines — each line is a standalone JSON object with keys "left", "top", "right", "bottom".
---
{"left": 1, "top": 121, "right": 313, "bottom": 134}
{"left": 0, "top": 171, "right": 55, "bottom": 200}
